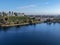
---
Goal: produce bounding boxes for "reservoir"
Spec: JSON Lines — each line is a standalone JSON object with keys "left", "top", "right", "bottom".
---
{"left": 0, "top": 23, "right": 60, "bottom": 45}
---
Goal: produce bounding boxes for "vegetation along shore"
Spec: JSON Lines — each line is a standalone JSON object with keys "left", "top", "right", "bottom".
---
{"left": 0, "top": 11, "right": 60, "bottom": 27}
{"left": 0, "top": 11, "right": 41, "bottom": 27}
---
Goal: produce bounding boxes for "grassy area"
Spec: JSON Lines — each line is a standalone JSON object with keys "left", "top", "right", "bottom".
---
{"left": 8, "top": 16, "right": 30, "bottom": 23}
{"left": 0, "top": 15, "right": 41, "bottom": 26}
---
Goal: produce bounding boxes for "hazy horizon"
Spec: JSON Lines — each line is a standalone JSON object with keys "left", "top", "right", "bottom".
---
{"left": 0, "top": 0, "right": 60, "bottom": 15}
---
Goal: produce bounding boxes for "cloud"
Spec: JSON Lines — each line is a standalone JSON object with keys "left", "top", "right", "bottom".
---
{"left": 18, "top": 5, "right": 36, "bottom": 9}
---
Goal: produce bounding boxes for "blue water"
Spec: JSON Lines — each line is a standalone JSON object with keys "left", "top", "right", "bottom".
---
{"left": 0, "top": 23, "right": 60, "bottom": 45}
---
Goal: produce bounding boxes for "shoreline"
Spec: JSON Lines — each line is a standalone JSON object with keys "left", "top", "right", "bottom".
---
{"left": 0, "top": 23, "right": 29, "bottom": 27}
{"left": 0, "top": 21, "right": 42, "bottom": 27}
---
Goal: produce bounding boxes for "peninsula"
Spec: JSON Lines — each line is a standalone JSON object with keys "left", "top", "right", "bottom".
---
{"left": 0, "top": 11, "right": 41, "bottom": 27}
{"left": 0, "top": 11, "right": 60, "bottom": 27}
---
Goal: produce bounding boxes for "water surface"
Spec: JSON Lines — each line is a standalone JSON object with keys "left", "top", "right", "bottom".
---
{"left": 0, "top": 23, "right": 60, "bottom": 45}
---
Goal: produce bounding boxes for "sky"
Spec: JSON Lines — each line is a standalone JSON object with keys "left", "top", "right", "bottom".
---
{"left": 0, "top": 0, "right": 60, "bottom": 15}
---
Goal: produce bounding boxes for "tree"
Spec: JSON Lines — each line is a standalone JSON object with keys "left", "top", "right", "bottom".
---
{"left": 12, "top": 11, "right": 14, "bottom": 16}
{"left": 29, "top": 19, "right": 32, "bottom": 24}
{"left": 2, "top": 12, "right": 7, "bottom": 16}
{"left": 9, "top": 11, "right": 11, "bottom": 16}
{"left": 14, "top": 12, "right": 17, "bottom": 16}
{"left": 5, "top": 17, "right": 8, "bottom": 21}
{"left": 0, "top": 18, "right": 4, "bottom": 23}
{"left": 9, "top": 11, "right": 11, "bottom": 14}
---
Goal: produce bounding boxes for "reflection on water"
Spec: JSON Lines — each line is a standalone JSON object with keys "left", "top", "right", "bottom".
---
{"left": 0, "top": 27, "right": 12, "bottom": 32}
{"left": 46, "top": 23, "right": 52, "bottom": 25}
{"left": 0, "top": 23, "right": 60, "bottom": 45}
